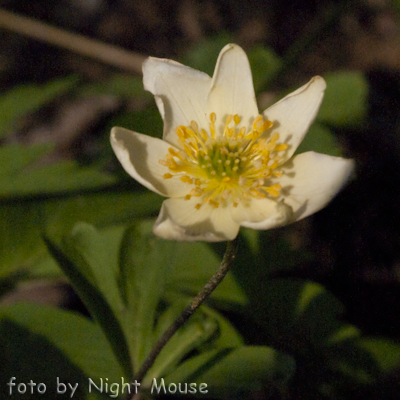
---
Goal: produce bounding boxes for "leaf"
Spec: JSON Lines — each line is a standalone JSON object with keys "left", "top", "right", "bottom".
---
{"left": 43, "top": 231, "right": 132, "bottom": 378}
{"left": 118, "top": 221, "right": 177, "bottom": 369}
{"left": 295, "top": 122, "right": 343, "bottom": 157}
{"left": 0, "top": 143, "right": 52, "bottom": 176}
{"left": 253, "top": 279, "right": 344, "bottom": 350}
{"left": 144, "top": 300, "right": 243, "bottom": 385}
{"left": 165, "top": 241, "right": 247, "bottom": 309}
{"left": 0, "top": 76, "right": 78, "bottom": 139}
{"left": 0, "top": 190, "right": 162, "bottom": 283}
{"left": 162, "top": 348, "right": 231, "bottom": 385}
{"left": 247, "top": 45, "right": 282, "bottom": 93}
{"left": 81, "top": 74, "right": 151, "bottom": 99}
{"left": 357, "top": 337, "right": 400, "bottom": 373}
{"left": 63, "top": 223, "right": 124, "bottom": 313}
{"left": 0, "top": 144, "right": 117, "bottom": 198}
{"left": 0, "top": 201, "right": 44, "bottom": 280}
{"left": 42, "top": 190, "right": 162, "bottom": 239}
{"left": 145, "top": 311, "right": 219, "bottom": 383}
{"left": 195, "top": 346, "right": 295, "bottom": 397}
{"left": 200, "top": 305, "right": 244, "bottom": 348}
{"left": 317, "top": 72, "right": 368, "bottom": 127}
{"left": 182, "top": 33, "right": 234, "bottom": 76}
{"left": 0, "top": 303, "right": 123, "bottom": 399}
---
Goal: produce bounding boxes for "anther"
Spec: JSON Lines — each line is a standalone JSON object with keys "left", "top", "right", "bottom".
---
{"left": 190, "top": 120, "right": 199, "bottom": 132}
{"left": 209, "top": 200, "right": 219, "bottom": 208}
{"left": 180, "top": 175, "right": 193, "bottom": 184}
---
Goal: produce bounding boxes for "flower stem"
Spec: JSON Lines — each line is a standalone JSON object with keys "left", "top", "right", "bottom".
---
{"left": 126, "top": 237, "right": 239, "bottom": 400}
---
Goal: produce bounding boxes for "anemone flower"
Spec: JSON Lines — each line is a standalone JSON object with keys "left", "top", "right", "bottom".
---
{"left": 111, "top": 44, "right": 354, "bottom": 241}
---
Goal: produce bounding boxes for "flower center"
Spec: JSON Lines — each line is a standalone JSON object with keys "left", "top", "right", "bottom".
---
{"left": 159, "top": 113, "right": 288, "bottom": 209}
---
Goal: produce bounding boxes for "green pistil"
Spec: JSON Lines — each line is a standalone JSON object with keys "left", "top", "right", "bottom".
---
{"left": 198, "top": 142, "right": 247, "bottom": 181}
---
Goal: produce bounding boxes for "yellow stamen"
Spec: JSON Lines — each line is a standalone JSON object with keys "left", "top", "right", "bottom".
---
{"left": 159, "top": 112, "right": 286, "bottom": 209}
{"left": 180, "top": 175, "right": 193, "bottom": 184}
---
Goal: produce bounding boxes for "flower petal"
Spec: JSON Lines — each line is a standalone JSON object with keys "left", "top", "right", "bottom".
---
{"left": 262, "top": 76, "right": 326, "bottom": 163}
{"left": 111, "top": 127, "right": 191, "bottom": 197}
{"left": 153, "top": 198, "right": 240, "bottom": 242}
{"left": 231, "top": 197, "right": 293, "bottom": 230}
{"left": 207, "top": 44, "right": 258, "bottom": 132}
{"left": 278, "top": 151, "right": 354, "bottom": 221}
{"left": 143, "top": 57, "right": 211, "bottom": 148}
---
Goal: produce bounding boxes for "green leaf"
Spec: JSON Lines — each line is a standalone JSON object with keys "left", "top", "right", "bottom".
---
{"left": 42, "top": 190, "right": 162, "bottom": 239}
{"left": 165, "top": 241, "right": 247, "bottom": 309}
{"left": 0, "top": 303, "right": 122, "bottom": 399}
{"left": 0, "top": 144, "right": 117, "bottom": 198}
{"left": 81, "top": 74, "right": 151, "bottom": 99}
{"left": 254, "top": 279, "right": 344, "bottom": 350}
{"left": 200, "top": 305, "right": 244, "bottom": 348}
{"left": 195, "top": 346, "right": 295, "bottom": 397}
{"left": 118, "top": 221, "right": 177, "bottom": 369}
{"left": 357, "top": 337, "right": 400, "bottom": 373}
{"left": 295, "top": 122, "right": 343, "bottom": 157}
{"left": 145, "top": 311, "right": 219, "bottom": 383}
{"left": 163, "top": 348, "right": 231, "bottom": 385}
{"left": 0, "top": 189, "right": 162, "bottom": 286}
{"left": 182, "top": 33, "right": 233, "bottom": 76}
{"left": 0, "top": 201, "right": 45, "bottom": 280}
{"left": 63, "top": 223, "right": 124, "bottom": 313}
{"left": 247, "top": 45, "right": 282, "bottom": 93}
{"left": 146, "top": 300, "right": 243, "bottom": 385}
{"left": 317, "top": 72, "right": 368, "bottom": 126}
{"left": 0, "top": 143, "right": 52, "bottom": 176}
{"left": 0, "top": 76, "right": 78, "bottom": 139}
{"left": 43, "top": 231, "right": 132, "bottom": 378}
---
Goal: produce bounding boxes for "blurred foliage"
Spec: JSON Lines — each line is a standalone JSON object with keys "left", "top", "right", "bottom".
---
{"left": 182, "top": 33, "right": 234, "bottom": 76}
{"left": 247, "top": 45, "right": 282, "bottom": 93}
{"left": 0, "top": 76, "right": 78, "bottom": 139}
{"left": 317, "top": 72, "right": 369, "bottom": 127}
{"left": 0, "top": 143, "right": 117, "bottom": 197}
{"left": 0, "top": 33, "right": 399, "bottom": 400}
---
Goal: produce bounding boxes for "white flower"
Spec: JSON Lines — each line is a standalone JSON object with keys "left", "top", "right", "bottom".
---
{"left": 111, "top": 44, "right": 354, "bottom": 242}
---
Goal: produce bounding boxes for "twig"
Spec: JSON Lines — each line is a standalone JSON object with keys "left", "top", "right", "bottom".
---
{"left": 0, "top": 7, "right": 145, "bottom": 74}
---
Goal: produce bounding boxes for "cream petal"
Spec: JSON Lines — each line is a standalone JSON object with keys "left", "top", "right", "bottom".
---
{"left": 231, "top": 197, "right": 293, "bottom": 230}
{"left": 153, "top": 198, "right": 240, "bottom": 242}
{"left": 207, "top": 44, "right": 258, "bottom": 134}
{"left": 262, "top": 76, "right": 326, "bottom": 163}
{"left": 278, "top": 151, "right": 354, "bottom": 221}
{"left": 111, "top": 127, "right": 191, "bottom": 197}
{"left": 143, "top": 57, "right": 211, "bottom": 148}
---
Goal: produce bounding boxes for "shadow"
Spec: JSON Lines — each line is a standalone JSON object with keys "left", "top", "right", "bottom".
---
{"left": 113, "top": 127, "right": 169, "bottom": 195}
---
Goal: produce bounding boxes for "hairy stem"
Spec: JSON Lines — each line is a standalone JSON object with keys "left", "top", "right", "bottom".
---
{"left": 127, "top": 237, "right": 239, "bottom": 400}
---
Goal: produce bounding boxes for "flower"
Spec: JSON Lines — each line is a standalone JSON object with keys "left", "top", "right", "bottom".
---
{"left": 111, "top": 44, "right": 354, "bottom": 242}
